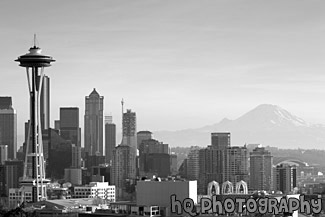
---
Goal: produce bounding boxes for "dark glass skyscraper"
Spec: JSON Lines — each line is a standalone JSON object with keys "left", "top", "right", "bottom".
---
{"left": 138, "top": 138, "right": 170, "bottom": 177}
{"left": 105, "top": 116, "right": 116, "bottom": 164}
{"left": 211, "top": 132, "right": 230, "bottom": 150}
{"left": 137, "top": 131, "right": 152, "bottom": 149}
{"left": 84, "top": 88, "right": 104, "bottom": 156}
{"left": 274, "top": 164, "right": 297, "bottom": 194}
{"left": 60, "top": 107, "right": 81, "bottom": 147}
{"left": 0, "top": 97, "right": 17, "bottom": 160}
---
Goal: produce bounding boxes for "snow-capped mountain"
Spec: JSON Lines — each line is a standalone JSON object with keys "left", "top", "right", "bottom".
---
{"left": 154, "top": 104, "right": 325, "bottom": 149}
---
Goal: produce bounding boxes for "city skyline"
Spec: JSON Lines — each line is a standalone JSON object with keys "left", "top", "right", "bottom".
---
{"left": 0, "top": 0, "right": 323, "bottom": 148}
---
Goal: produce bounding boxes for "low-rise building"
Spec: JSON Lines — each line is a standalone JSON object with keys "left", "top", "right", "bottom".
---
{"left": 72, "top": 182, "right": 115, "bottom": 202}
{"left": 136, "top": 180, "right": 197, "bottom": 216}
{"left": 9, "top": 187, "right": 32, "bottom": 209}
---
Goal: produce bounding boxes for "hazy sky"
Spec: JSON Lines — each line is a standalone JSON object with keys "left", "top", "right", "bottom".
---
{"left": 0, "top": 0, "right": 324, "bottom": 146}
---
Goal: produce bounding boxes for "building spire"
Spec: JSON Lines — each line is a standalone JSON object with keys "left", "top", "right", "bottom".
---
{"left": 34, "top": 34, "right": 36, "bottom": 47}
{"left": 121, "top": 98, "right": 124, "bottom": 115}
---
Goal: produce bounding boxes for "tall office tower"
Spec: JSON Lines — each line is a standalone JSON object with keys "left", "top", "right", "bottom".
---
{"left": 60, "top": 107, "right": 81, "bottom": 147}
{"left": 5, "top": 160, "right": 24, "bottom": 195}
{"left": 0, "top": 145, "right": 8, "bottom": 164}
{"left": 122, "top": 109, "right": 137, "bottom": 151}
{"left": 250, "top": 146, "right": 273, "bottom": 191}
{"left": 40, "top": 75, "right": 50, "bottom": 131}
{"left": 84, "top": 154, "right": 105, "bottom": 172}
{"left": 225, "top": 146, "right": 249, "bottom": 184}
{"left": 211, "top": 132, "right": 230, "bottom": 150}
{"left": 138, "top": 139, "right": 170, "bottom": 177}
{"left": 0, "top": 97, "right": 17, "bottom": 160}
{"left": 111, "top": 106, "right": 137, "bottom": 200}
{"left": 105, "top": 116, "right": 116, "bottom": 164}
{"left": 111, "top": 145, "right": 136, "bottom": 199}
{"left": 84, "top": 88, "right": 104, "bottom": 156}
{"left": 121, "top": 109, "right": 137, "bottom": 177}
{"left": 187, "top": 146, "right": 201, "bottom": 181}
{"left": 47, "top": 129, "right": 73, "bottom": 179}
{"left": 15, "top": 40, "right": 54, "bottom": 202}
{"left": 198, "top": 132, "right": 231, "bottom": 193}
{"left": 137, "top": 131, "right": 152, "bottom": 149}
{"left": 274, "top": 164, "right": 297, "bottom": 194}
{"left": 170, "top": 154, "right": 178, "bottom": 176}
{"left": 71, "top": 144, "right": 82, "bottom": 168}
{"left": 198, "top": 146, "right": 220, "bottom": 194}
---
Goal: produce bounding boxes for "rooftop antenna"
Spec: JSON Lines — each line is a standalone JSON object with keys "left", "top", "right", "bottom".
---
{"left": 34, "top": 34, "right": 36, "bottom": 47}
{"left": 121, "top": 98, "right": 124, "bottom": 139}
{"left": 121, "top": 98, "right": 124, "bottom": 115}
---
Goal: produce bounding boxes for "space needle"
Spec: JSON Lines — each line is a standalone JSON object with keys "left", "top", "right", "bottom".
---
{"left": 15, "top": 35, "right": 55, "bottom": 202}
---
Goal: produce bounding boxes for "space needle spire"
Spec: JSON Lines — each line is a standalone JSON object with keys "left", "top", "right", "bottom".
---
{"left": 15, "top": 36, "right": 55, "bottom": 203}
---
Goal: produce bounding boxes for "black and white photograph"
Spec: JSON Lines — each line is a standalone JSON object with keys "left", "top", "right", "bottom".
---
{"left": 0, "top": 0, "right": 323, "bottom": 216}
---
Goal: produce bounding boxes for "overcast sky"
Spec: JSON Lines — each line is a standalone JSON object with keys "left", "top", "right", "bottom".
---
{"left": 0, "top": 0, "right": 324, "bottom": 146}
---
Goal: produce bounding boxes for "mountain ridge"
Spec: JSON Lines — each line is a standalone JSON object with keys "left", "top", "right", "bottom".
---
{"left": 154, "top": 104, "right": 325, "bottom": 149}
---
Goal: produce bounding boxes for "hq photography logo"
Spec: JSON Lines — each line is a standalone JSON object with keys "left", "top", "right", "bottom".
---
{"left": 170, "top": 195, "right": 322, "bottom": 216}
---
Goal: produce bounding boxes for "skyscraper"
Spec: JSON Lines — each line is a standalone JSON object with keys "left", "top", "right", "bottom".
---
{"left": 198, "top": 146, "right": 220, "bottom": 194}
{"left": 137, "top": 131, "right": 152, "bottom": 149}
{"left": 121, "top": 109, "right": 137, "bottom": 151}
{"left": 138, "top": 138, "right": 170, "bottom": 177}
{"left": 60, "top": 107, "right": 81, "bottom": 147}
{"left": 0, "top": 97, "right": 17, "bottom": 160}
{"left": 60, "top": 107, "right": 82, "bottom": 169}
{"left": 111, "top": 107, "right": 137, "bottom": 200}
{"left": 211, "top": 132, "right": 230, "bottom": 150}
{"left": 105, "top": 116, "right": 116, "bottom": 164}
{"left": 5, "top": 160, "right": 24, "bottom": 195}
{"left": 225, "top": 146, "right": 249, "bottom": 184}
{"left": 249, "top": 146, "right": 273, "bottom": 191}
{"left": 121, "top": 109, "right": 137, "bottom": 176}
{"left": 187, "top": 146, "right": 201, "bottom": 181}
{"left": 274, "top": 164, "right": 297, "bottom": 194}
{"left": 40, "top": 75, "right": 50, "bottom": 131}
{"left": 84, "top": 88, "right": 104, "bottom": 156}
{"left": 111, "top": 145, "right": 136, "bottom": 199}
{"left": 47, "top": 129, "right": 73, "bottom": 179}
{"left": 198, "top": 132, "right": 231, "bottom": 194}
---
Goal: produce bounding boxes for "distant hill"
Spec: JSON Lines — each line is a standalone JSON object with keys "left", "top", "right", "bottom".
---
{"left": 155, "top": 104, "right": 325, "bottom": 149}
